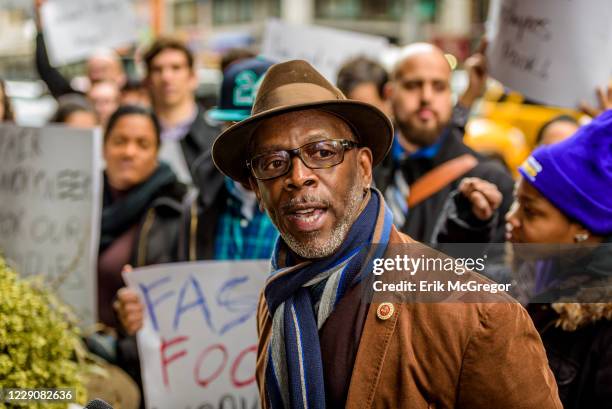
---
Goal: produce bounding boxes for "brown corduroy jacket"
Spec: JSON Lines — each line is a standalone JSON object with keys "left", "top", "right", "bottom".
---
{"left": 256, "top": 228, "right": 562, "bottom": 409}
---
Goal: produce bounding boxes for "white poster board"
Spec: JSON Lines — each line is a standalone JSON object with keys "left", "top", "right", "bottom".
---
{"left": 487, "top": 0, "right": 612, "bottom": 108}
{"left": 261, "top": 19, "right": 390, "bottom": 82}
{"left": 124, "top": 260, "right": 270, "bottom": 409}
{"left": 41, "top": 0, "right": 138, "bottom": 66}
{"left": 0, "top": 124, "right": 102, "bottom": 325}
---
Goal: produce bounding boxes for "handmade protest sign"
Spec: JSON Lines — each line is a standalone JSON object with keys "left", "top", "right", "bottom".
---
{"left": 41, "top": 0, "right": 138, "bottom": 66}
{"left": 261, "top": 18, "right": 390, "bottom": 82}
{"left": 0, "top": 124, "right": 102, "bottom": 325}
{"left": 487, "top": 0, "right": 612, "bottom": 108}
{"left": 124, "top": 260, "right": 270, "bottom": 409}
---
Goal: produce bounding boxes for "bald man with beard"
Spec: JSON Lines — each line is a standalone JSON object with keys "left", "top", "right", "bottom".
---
{"left": 375, "top": 43, "right": 514, "bottom": 244}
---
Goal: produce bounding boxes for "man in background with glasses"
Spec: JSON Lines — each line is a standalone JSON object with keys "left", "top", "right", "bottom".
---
{"left": 210, "top": 60, "right": 561, "bottom": 409}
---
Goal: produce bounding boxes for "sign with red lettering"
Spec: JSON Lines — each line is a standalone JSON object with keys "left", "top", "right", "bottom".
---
{"left": 124, "top": 260, "right": 269, "bottom": 409}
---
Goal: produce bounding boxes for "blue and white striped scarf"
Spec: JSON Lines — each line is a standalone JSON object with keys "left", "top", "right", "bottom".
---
{"left": 263, "top": 189, "right": 393, "bottom": 409}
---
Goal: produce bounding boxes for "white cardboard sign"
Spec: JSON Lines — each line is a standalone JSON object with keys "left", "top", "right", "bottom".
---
{"left": 261, "top": 18, "right": 390, "bottom": 82}
{"left": 41, "top": 0, "right": 138, "bottom": 66}
{"left": 124, "top": 260, "right": 270, "bottom": 409}
{"left": 0, "top": 124, "right": 102, "bottom": 325}
{"left": 487, "top": 0, "right": 612, "bottom": 108}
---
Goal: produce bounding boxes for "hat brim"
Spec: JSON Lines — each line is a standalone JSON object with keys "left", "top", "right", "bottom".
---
{"left": 212, "top": 99, "right": 394, "bottom": 184}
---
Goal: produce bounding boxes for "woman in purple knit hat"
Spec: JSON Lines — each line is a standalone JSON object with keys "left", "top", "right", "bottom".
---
{"left": 437, "top": 110, "right": 612, "bottom": 409}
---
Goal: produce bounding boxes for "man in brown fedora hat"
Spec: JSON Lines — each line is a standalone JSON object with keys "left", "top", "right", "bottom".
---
{"left": 211, "top": 59, "right": 561, "bottom": 409}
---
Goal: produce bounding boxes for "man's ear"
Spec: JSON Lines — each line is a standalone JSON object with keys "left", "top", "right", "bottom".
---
{"left": 357, "top": 147, "right": 373, "bottom": 188}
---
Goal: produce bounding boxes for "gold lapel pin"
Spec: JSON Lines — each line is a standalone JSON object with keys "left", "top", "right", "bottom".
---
{"left": 376, "top": 302, "right": 395, "bottom": 320}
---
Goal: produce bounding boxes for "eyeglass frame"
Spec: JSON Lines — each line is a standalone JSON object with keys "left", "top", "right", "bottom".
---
{"left": 246, "top": 138, "right": 360, "bottom": 181}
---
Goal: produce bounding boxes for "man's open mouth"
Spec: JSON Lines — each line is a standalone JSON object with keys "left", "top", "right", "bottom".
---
{"left": 284, "top": 203, "right": 329, "bottom": 232}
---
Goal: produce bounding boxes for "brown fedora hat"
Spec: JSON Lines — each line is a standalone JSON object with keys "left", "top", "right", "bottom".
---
{"left": 212, "top": 59, "right": 394, "bottom": 184}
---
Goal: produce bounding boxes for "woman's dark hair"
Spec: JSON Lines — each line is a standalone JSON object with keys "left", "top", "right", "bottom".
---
{"left": 0, "top": 78, "right": 15, "bottom": 121}
{"left": 50, "top": 93, "right": 96, "bottom": 123}
{"left": 535, "top": 115, "right": 579, "bottom": 145}
{"left": 104, "top": 105, "right": 161, "bottom": 148}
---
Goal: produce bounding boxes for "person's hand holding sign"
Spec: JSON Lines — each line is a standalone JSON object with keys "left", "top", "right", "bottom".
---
{"left": 459, "top": 40, "right": 489, "bottom": 110}
{"left": 34, "top": 0, "right": 46, "bottom": 29}
{"left": 580, "top": 83, "right": 612, "bottom": 118}
{"left": 114, "top": 265, "right": 144, "bottom": 336}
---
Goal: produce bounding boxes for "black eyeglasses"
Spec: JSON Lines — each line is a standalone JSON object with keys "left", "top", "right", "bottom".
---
{"left": 247, "top": 139, "right": 359, "bottom": 180}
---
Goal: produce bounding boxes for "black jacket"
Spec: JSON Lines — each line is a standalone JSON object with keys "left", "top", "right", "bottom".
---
{"left": 178, "top": 142, "right": 227, "bottom": 260}
{"left": 179, "top": 106, "right": 222, "bottom": 185}
{"left": 128, "top": 182, "right": 188, "bottom": 268}
{"left": 35, "top": 32, "right": 78, "bottom": 99}
{"left": 528, "top": 237, "right": 612, "bottom": 409}
{"left": 374, "top": 126, "right": 514, "bottom": 243}
{"left": 529, "top": 303, "right": 612, "bottom": 409}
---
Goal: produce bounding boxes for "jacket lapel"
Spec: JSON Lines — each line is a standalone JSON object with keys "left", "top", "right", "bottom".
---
{"left": 345, "top": 301, "right": 400, "bottom": 408}
{"left": 345, "top": 227, "right": 412, "bottom": 408}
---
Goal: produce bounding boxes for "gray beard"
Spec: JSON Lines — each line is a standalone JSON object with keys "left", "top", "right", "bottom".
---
{"left": 280, "top": 180, "right": 366, "bottom": 260}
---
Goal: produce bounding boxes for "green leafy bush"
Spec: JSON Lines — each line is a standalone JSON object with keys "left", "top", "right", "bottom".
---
{"left": 0, "top": 257, "right": 86, "bottom": 408}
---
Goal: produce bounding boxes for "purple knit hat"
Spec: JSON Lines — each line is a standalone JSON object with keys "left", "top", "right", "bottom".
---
{"left": 519, "top": 110, "right": 612, "bottom": 236}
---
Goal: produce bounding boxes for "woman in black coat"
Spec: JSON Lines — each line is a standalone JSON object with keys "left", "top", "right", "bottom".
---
{"left": 98, "top": 105, "right": 187, "bottom": 329}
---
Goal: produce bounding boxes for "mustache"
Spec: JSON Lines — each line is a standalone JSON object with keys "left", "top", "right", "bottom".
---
{"left": 280, "top": 195, "right": 331, "bottom": 213}
{"left": 417, "top": 104, "right": 437, "bottom": 113}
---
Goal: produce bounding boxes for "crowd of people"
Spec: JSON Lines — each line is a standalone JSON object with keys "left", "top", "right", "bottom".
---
{"left": 1, "top": 11, "right": 611, "bottom": 409}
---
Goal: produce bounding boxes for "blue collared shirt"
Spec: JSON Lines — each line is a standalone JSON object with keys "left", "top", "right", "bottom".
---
{"left": 391, "top": 127, "right": 449, "bottom": 164}
{"left": 214, "top": 178, "right": 278, "bottom": 260}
